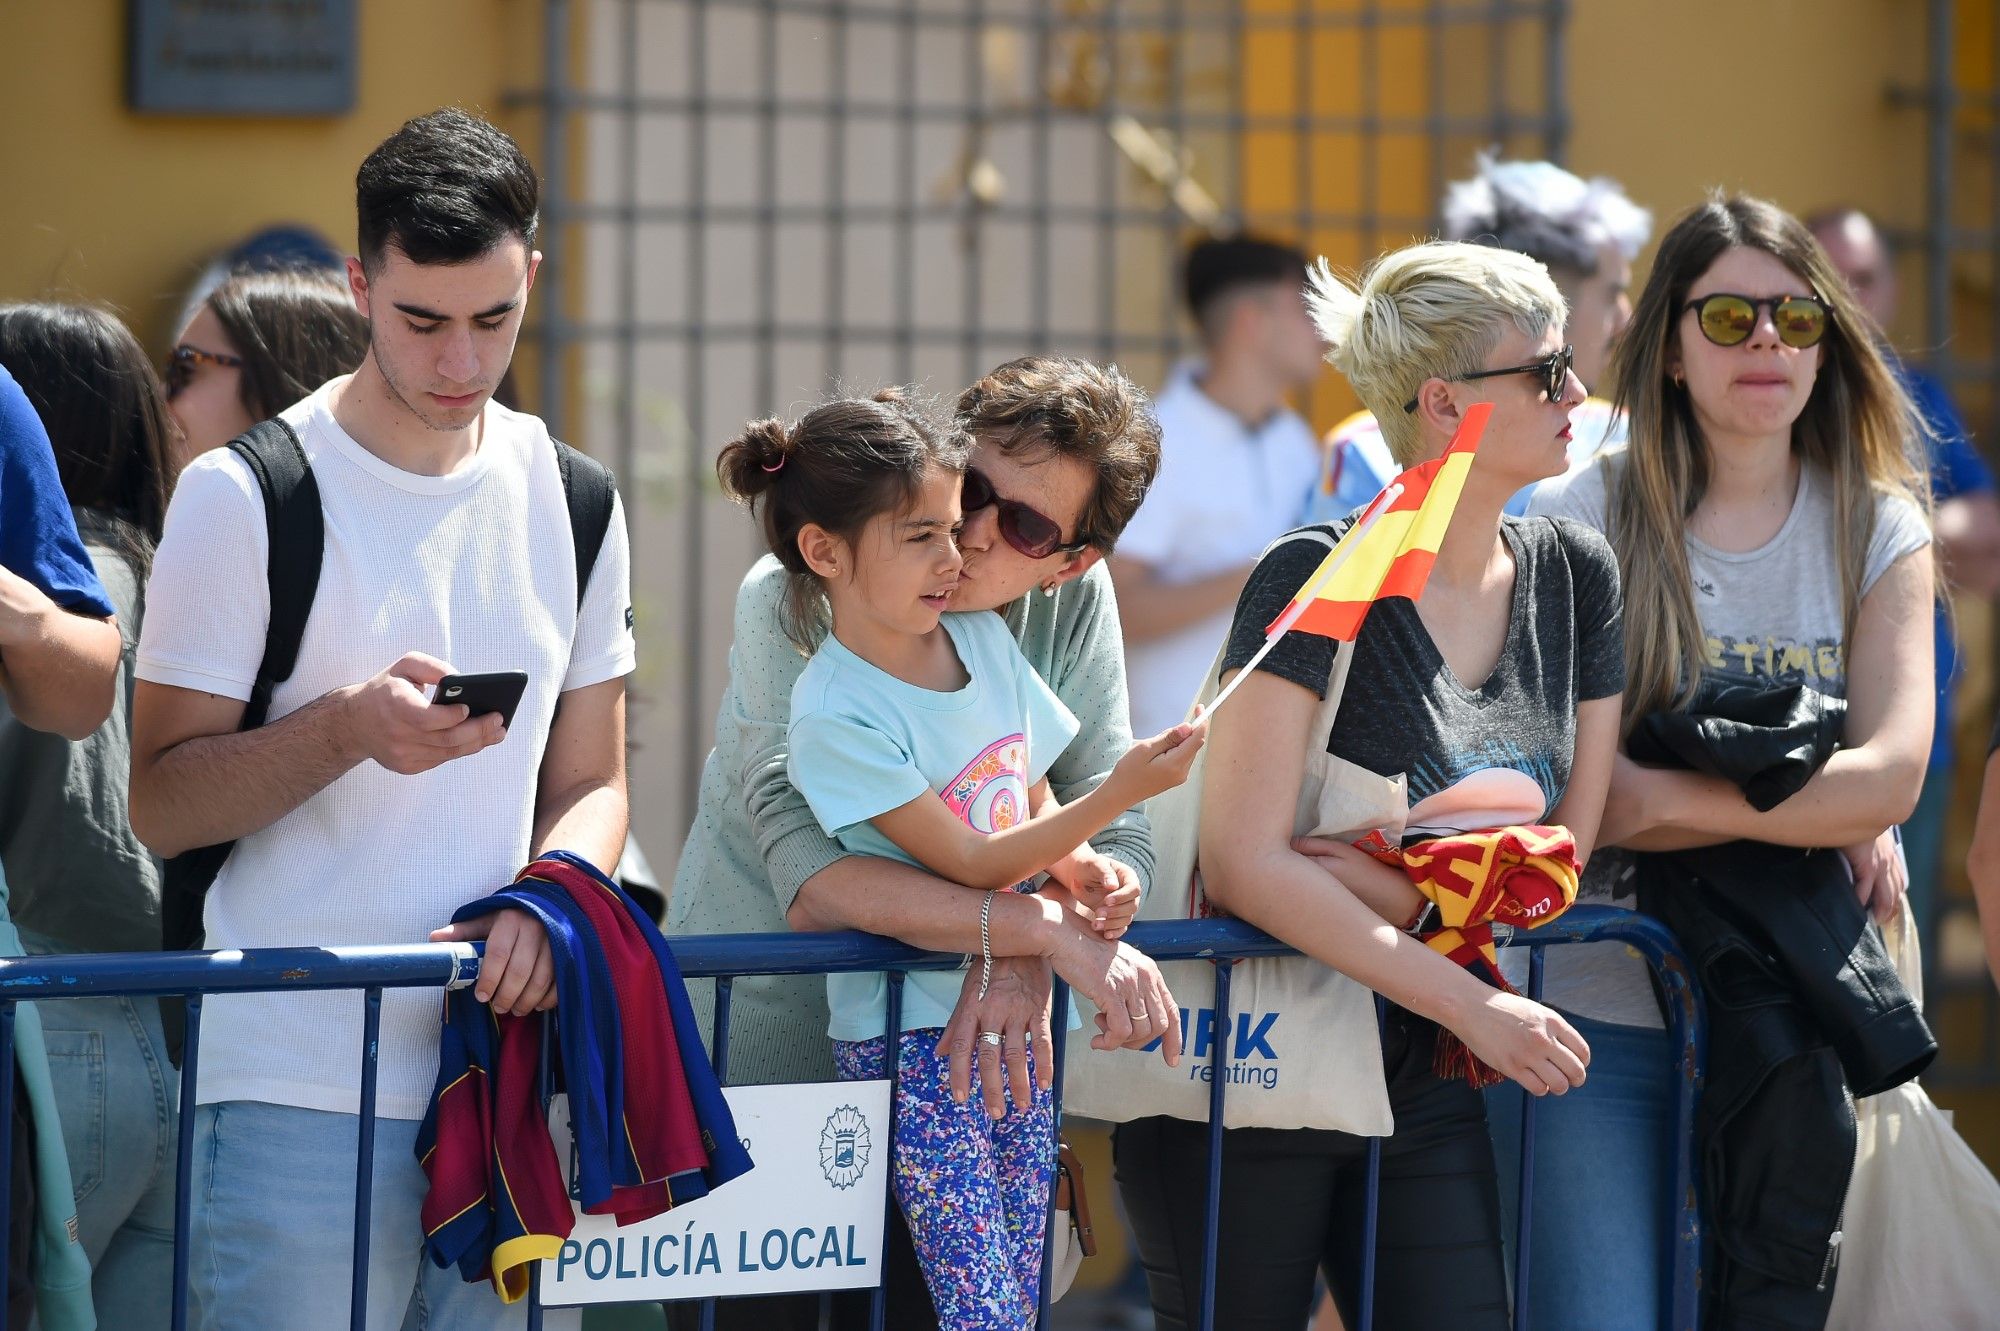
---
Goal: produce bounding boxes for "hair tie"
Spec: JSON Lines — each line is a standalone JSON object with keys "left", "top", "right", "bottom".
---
{"left": 761, "top": 456, "right": 785, "bottom": 474}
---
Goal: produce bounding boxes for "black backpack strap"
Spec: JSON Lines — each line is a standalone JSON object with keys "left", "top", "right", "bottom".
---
{"left": 161, "top": 419, "right": 322, "bottom": 956}
{"left": 233, "top": 420, "right": 324, "bottom": 727}
{"left": 553, "top": 438, "right": 616, "bottom": 611}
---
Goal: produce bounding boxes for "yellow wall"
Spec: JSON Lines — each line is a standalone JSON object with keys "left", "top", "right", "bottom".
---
{"left": 1237, "top": 0, "right": 1443, "bottom": 427}
{"left": 3, "top": 1, "right": 545, "bottom": 348}
{"left": 1568, "top": 0, "right": 1929, "bottom": 326}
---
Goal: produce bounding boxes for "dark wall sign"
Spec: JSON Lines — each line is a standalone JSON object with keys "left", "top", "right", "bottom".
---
{"left": 128, "top": 0, "right": 358, "bottom": 116}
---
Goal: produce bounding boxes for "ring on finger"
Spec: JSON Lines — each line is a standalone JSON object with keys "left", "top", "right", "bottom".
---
{"left": 979, "top": 1030, "right": 1003, "bottom": 1047}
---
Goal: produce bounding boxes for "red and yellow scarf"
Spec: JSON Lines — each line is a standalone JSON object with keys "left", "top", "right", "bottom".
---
{"left": 1355, "top": 824, "right": 1581, "bottom": 1086}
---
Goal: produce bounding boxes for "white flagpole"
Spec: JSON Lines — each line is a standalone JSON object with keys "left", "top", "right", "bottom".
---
{"left": 1198, "top": 483, "right": 1402, "bottom": 719}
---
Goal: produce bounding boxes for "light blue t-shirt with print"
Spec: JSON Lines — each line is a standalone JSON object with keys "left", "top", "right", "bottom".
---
{"left": 788, "top": 610, "right": 1082, "bottom": 1042}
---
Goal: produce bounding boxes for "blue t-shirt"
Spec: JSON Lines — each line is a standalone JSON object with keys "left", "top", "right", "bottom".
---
{"left": 0, "top": 365, "right": 112, "bottom": 618}
{"left": 788, "top": 610, "right": 1081, "bottom": 1041}
{"left": 1902, "top": 361, "right": 1993, "bottom": 771}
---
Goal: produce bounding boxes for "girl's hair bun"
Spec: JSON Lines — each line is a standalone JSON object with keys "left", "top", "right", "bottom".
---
{"left": 715, "top": 417, "right": 792, "bottom": 499}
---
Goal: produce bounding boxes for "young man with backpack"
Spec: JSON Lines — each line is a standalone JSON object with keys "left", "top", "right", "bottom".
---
{"left": 129, "top": 108, "right": 632, "bottom": 1329}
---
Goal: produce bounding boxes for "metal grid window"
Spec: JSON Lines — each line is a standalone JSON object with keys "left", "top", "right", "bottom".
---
{"left": 514, "top": 0, "right": 1570, "bottom": 849}
{"left": 1904, "top": 0, "right": 1998, "bottom": 438}
{"left": 1900, "top": 0, "right": 2000, "bottom": 1091}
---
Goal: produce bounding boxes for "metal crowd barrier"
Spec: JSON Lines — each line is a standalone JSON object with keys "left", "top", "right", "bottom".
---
{"left": 0, "top": 903, "right": 1701, "bottom": 1330}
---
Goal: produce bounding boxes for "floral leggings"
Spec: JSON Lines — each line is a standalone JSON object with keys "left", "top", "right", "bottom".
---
{"left": 833, "top": 1028, "right": 1055, "bottom": 1330}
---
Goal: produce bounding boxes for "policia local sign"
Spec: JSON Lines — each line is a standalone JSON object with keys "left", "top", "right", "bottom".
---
{"left": 542, "top": 1081, "right": 893, "bottom": 1304}
{"left": 128, "top": 0, "right": 358, "bottom": 116}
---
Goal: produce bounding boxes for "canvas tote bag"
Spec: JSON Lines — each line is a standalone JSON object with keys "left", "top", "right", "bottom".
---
{"left": 1826, "top": 897, "right": 2000, "bottom": 1329}
{"left": 1063, "top": 528, "right": 1400, "bottom": 1135}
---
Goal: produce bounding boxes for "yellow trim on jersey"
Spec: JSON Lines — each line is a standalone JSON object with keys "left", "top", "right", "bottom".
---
{"left": 491, "top": 1233, "right": 568, "bottom": 1303}
{"left": 423, "top": 1191, "right": 489, "bottom": 1239}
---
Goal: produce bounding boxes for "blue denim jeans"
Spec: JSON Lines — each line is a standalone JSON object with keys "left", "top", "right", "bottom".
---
{"left": 36, "top": 989, "right": 178, "bottom": 1330}
{"left": 188, "top": 1101, "right": 581, "bottom": 1331}
{"left": 1484, "top": 1014, "right": 1674, "bottom": 1331}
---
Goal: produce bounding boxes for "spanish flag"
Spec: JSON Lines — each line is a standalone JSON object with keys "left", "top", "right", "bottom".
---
{"left": 1266, "top": 401, "right": 1490, "bottom": 642}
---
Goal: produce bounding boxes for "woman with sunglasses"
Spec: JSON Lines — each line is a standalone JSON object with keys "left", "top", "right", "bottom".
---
{"left": 662, "top": 354, "right": 1184, "bottom": 1331}
{"left": 1117, "top": 240, "right": 1618, "bottom": 1331}
{"left": 164, "top": 266, "right": 366, "bottom": 474}
{"left": 1522, "top": 194, "right": 1933, "bottom": 1326}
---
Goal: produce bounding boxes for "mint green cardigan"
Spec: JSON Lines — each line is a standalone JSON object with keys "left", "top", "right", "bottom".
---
{"left": 668, "top": 556, "right": 1155, "bottom": 1085}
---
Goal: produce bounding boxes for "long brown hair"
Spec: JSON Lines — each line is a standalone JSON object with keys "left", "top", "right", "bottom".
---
{"left": 206, "top": 267, "right": 368, "bottom": 421}
{"left": 716, "top": 387, "right": 967, "bottom": 651}
{"left": 1607, "top": 193, "right": 1928, "bottom": 724}
{"left": 0, "top": 303, "right": 175, "bottom": 576}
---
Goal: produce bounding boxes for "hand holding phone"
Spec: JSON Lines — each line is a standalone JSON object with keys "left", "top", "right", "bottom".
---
{"left": 433, "top": 670, "right": 530, "bottom": 730}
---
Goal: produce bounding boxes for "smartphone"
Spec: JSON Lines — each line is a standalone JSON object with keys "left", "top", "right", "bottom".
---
{"left": 434, "top": 670, "right": 529, "bottom": 729}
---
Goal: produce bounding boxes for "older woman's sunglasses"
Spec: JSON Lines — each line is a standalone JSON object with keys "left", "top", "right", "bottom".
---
{"left": 164, "top": 344, "right": 245, "bottom": 400}
{"left": 1402, "top": 344, "right": 1573, "bottom": 413}
{"left": 1682, "top": 293, "right": 1829, "bottom": 349}
{"left": 961, "top": 466, "right": 1090, "bottom": 561}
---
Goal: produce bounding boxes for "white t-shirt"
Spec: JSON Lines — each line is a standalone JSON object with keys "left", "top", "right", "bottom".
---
{"left": 137, "top": 380, "right": 636, "bottom": 1118}
{"left": 1118, "top": 363, "right": 1322, "bottom": 736}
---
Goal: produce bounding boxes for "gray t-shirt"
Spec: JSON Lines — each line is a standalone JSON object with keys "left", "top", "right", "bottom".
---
{"left": 1222, "top": 514, "right": 1624, "bottom": 850}
{"left": 0, "top": 513, "right": 160, "bottom": 954}
{"left": 1525, "top": 451, "right": 1930, "bottom": 1026}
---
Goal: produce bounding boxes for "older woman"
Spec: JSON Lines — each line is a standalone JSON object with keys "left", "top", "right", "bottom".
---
{"left": 1116, "top": 241, "right": 1623, "bottom": 1331}
{"left": 665, "top": 353, "right": 1183, "bottom": 1330}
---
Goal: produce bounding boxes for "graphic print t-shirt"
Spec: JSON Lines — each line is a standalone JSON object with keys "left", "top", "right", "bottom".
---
{"left": 1528, "top": 450, "right": 1930, "bottom": 1025}
{"left": 789, "top": 610, "right": 1081, "bottom": 1040}
{"left": 1221, "top": 516, "right": 1624, "bottom": 841}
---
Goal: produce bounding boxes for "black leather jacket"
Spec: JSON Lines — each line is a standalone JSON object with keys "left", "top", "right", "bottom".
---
{"left": 1632, "top": 680, "right": 1936, "bottom": 1330}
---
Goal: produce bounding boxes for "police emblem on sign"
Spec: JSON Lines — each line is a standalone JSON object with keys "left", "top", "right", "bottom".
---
{"left": 818, "top": 1105, "right": 871, "bottom": 1189}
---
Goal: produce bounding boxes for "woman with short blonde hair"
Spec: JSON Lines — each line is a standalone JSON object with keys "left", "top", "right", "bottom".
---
{"left": 1116, "top": 240, "right": 1624, "bottom": 1330}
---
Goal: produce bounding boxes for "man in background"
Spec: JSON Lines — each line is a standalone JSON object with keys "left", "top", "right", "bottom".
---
{"left": 1111, "top": 235, "right": 1325, "bottom": 737}
{"left": 1811, "top": 206, "right": 2000, "bottom": 936}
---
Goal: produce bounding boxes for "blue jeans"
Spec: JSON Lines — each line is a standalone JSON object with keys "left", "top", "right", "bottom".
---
{"left": 189, "top": 1101, "right": 581, "bottom": 1331}
{"left": 1484, "top": 1014, "right": 1673, "bottom": 1331}
{"left": 36, "top": 991, "right": 177, "bottom": 1329}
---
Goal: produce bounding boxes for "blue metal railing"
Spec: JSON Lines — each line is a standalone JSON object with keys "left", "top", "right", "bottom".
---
{"left": 0, "top": 905, "right": 1703, "bottom": 1330}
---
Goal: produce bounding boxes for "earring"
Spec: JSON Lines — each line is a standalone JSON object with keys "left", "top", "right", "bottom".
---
{"left": 1672, "top": 372, "right": 1685, "bottom": 389}
{"left": 1041, "top": 583, "right": 1057, "bottom": 599}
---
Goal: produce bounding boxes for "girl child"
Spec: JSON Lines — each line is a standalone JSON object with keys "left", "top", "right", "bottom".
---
{"left": 716, "top": 388, "right": 1203, "bottom": 1327}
